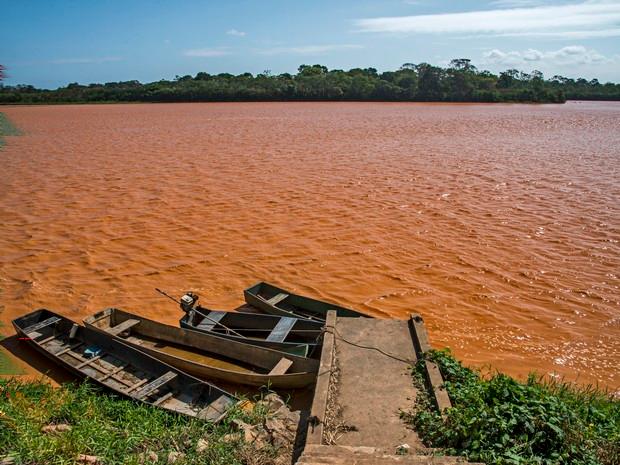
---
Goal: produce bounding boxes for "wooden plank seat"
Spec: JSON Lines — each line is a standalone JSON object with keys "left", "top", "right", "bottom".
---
{"left": 152, "top": 392, "right": 174, "bottom": 407}
{"left": 266, "top": 317, "right": 296, "bottom": 342}
{"left": 197, "top": 395, "right": 235, "bottom": 421}
{"left": 196, "top": 311, "right": 226, "bottom": 332}
{"left": 56, "top": 343, "right": 84, "bottom": 356}
{"left": 76, "top": 354, "right": 104, "bottom": 369}
{"left": 266, "top": 293, "right": 289, "bottom": 306}
{"left": 37, "top": 334, "right": 58, "bottom": 345}
{"left": 125, "top": 378, "right": 149, "bottom": 393}
{"left": 23, "top": 316, "right": 61, "bottom": 336}
{"left": 99, "top": 364, "right": 128, "bottom": 381}
{"left": 106, "top": 319, "right": 140, "bottom": 337}
{"left": 133, "top": 371, "right": 177, "bottom": 400}
{"left": 268, "top": 357, "right": 293, "bottom": 375}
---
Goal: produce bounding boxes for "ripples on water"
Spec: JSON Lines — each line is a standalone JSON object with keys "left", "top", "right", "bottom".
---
{"left": 0, "top": 102, "right": 618, "bottom": 388}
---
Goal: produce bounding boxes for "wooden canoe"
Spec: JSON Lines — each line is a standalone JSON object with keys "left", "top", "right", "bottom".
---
{"left": 84, "top": 308, "right": 319, "bottom": 388}
{"left": 244, "top": 281, "right": 368, "bottom": 321}
{"left": 179, "top": 306, "right": 324, "bottom": 357}
{"left": 12, "top": 309, "right": 237, "bottom": 421}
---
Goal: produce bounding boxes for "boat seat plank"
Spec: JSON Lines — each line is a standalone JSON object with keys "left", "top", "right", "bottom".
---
{"left": 269, "top": 357, "right": 293, "bottom": 375}
{"left": 198, "top": 395, "right": 235, "bottom": 421}
{"left": 106, "top": 319, "right": 140, "bottom": 336}
{"left": 134, "top": 371, "right": 177, "bottom": 400}
{"left": 100, "top": 364, "right": 128, "bottom": 381}
{"left": 23, "top": 316, "right": 61, "bottom": 336}
{"left": 152, "top": 391, "right": 174, "bottom": 406}
{"left": 110, "top": 373, "right": 138, "bottom": 388}
{"left": 266, "top": 293, "right": 289, "bottom": 306}
{"left": 266, "top": 317, "right": 296, "bottom": 342}
{"left": 56, "top": 343, "right": 84, "bottom": 356}
{"left": 125, "top": 378, "right": 149, "bottom": 393}
{"left": 196, "top": 312, "right": 226, "bottom": 332}
{"left": 37, "top": 335, "right": 58, "bottom": 345}
{"left": 76, "top": 354, "right": 104, "bottom": 369}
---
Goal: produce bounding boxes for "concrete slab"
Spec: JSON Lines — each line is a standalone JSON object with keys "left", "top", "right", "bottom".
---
{"left": 331, "top": 317, "right": 424, "bottom": 453}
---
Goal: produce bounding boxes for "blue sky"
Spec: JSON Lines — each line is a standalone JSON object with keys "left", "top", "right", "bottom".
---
{"left": 2, "top": 0, "right": 619, "bottom": 88}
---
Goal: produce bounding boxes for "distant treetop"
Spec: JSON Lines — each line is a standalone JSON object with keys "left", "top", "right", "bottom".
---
{"left": 1, "top": 59, "right": 618, "bottom": 104}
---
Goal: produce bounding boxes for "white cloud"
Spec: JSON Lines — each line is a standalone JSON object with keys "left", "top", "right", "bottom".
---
{"left": 497, "top": 28, "right": 620, "bottom": 38}
{"left": 183, "top": 48, "right": 230, "bottom": 57}
{"left": 489, "top": 0, "right": 545, "bottom": 7}
{"left": 226, "top": 29, "right": 247, "bottom": 37}
{"left": 258, "top": 44, "right": 363, "bottom": 55}
{"left": 354, "top": 1, "right": 620, "bottom": 38}
{"left": 50, "top": 57, "right": 122, "bottom": 65}
{"left": 482, "top": 45, "right": 612, "bottom": 67}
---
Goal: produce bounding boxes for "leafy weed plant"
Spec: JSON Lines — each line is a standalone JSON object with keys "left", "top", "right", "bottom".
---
{"left": 408, "top": 350, "right": 619, "bottom": 465}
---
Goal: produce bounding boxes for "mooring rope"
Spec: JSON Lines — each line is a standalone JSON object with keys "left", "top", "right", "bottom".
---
{"left": 321, "top": 324, "right": 415, "bottom": 365}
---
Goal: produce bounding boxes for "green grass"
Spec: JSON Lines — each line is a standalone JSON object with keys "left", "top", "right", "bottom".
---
{"left": 0, "top": 378, "right": 277, "bottom": 464}
{"left": 0, "top": 112, "right": 21, "bottom": 147}
{"left": 407, "top": 350, "right": 620, "bottom": 465}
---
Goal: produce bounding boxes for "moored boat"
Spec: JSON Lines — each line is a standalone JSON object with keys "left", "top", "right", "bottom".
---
{"left": 177, "top": 294, "right": 324, "bottom": 357}
{"left": 84, "top": 308, "right": 319, "bottom": 388}
{"left": 244, "top": 281, "right": 368, "bottom": 321}
{"left": 12, "top": 309, "right": 237, "bottom": 421}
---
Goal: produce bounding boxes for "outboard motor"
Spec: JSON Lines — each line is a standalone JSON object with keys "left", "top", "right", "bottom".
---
{"left": 180, "top": 291, "right": 199, "bottom": 313}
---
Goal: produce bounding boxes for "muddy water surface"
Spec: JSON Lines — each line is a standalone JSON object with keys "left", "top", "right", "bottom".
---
{"left": 1, "top": 102, "right": 618, "bottom": 388}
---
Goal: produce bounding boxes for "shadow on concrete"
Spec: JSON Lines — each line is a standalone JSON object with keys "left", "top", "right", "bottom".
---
{"left": 0, "top": 335, "right": 75, "bottom": 384}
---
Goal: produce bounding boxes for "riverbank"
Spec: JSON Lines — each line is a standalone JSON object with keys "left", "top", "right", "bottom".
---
{"left": 408, "top": 350, "right": 620, "bottom": 465}
{"left": 2, "top": 350, "right": 618, "bottom": 465}
{"left": 0, "top": 379, "right": 299, "bottom": 465}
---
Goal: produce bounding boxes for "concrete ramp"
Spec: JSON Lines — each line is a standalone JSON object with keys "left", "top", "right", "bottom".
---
{"left": 329, "top": 317, "right": 423, "bottom": 452}
{"left": 297, "top": 313, "right": 482, "bottom": 465}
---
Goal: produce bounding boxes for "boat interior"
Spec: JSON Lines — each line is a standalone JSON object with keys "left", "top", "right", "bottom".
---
{"left": 14, "top": 310, "right": 235, "bottom": 421}
{"left": 188, "top": 307, "right": 322, "bottom": 345}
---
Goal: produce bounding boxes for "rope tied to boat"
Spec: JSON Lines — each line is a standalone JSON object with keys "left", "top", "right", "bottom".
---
{"left": 320, "top": 324, "right": 416, "bottom": 365}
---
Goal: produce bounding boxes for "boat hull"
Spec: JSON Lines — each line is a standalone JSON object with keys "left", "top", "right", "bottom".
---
{"left": 179, "top": 308, "right": 323, "bottom": 358}
{"left": 12, "top": 309, "right": 237, "bottom": 421}
{"left": 85, "top": 308, "right": 319, "bottom": 388}
{"left": 244, "top": 281, "right": 368, "bottom": 321}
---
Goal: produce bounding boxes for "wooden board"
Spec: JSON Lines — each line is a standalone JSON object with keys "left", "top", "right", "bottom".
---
{"left": 198, "top": 395, "right": 235, "bottom": 421}
{"left": 196, "top": 311, "right": 226, "bottom": 332}
{"left": 134, "top": 371, "right": 177, "bottom": 400}
{"left": 269, "top": 357, "right": 293, "bottom": 375}
{"left": 266, "top": 317, "right": 296, "bottom": 342}
{"left": 266, "top": 293, "right": 289, "bottom": 306}
{"left": 23, "top": 316, "right": 61, "bottom": 335}
{"left": 107, "top": 319, "right": 140, "bottom": 336}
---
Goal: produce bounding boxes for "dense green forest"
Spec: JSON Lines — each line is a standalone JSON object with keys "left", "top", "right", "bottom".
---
{"left": 1, "top": 60, "right": 619, "bottom": 104}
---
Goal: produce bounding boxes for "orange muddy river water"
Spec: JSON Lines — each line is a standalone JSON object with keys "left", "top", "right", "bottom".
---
{"left": 0, "top": 102, "right": 618, "bottom": 389}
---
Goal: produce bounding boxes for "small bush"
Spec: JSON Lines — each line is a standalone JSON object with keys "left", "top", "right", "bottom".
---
{"left": 408, "top": 350, "right": 620, "bottom": 465}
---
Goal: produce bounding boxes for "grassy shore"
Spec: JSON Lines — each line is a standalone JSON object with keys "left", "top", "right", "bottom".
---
{"left": 408, "top": 350, "right": 619, "bottom": 465}
{"left": 0, "top": 112, "right": 21, "bottom": 147}
{"left": 0, "top": 379, "right": 278, "bottom": 465}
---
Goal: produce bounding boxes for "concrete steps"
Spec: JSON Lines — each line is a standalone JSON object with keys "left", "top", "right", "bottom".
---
{"left": 295, "top": 445, "right": 481, "bottom": 465}
{"left": 298, "top": 313, "right": 482, "bottom": 465}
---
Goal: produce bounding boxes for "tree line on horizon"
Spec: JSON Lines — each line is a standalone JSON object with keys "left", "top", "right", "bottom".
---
{"left": 1, "top": 59, "right": 619, "bottom": 104}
